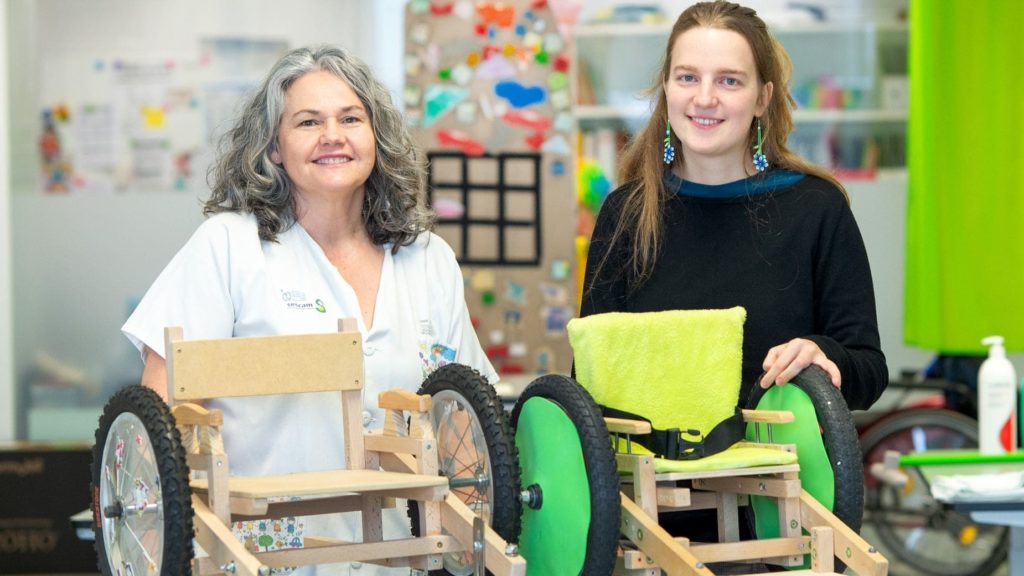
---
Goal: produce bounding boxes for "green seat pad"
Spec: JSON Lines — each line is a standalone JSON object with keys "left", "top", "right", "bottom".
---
{"left": 648, "top": 444, "right": 797, "bottom": 474}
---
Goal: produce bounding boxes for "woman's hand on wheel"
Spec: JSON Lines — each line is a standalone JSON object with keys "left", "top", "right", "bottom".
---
{"left": 760, "top": 338, "right": 841, "bottom": 390}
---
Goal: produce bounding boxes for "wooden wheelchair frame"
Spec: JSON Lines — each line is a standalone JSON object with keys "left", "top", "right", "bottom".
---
{"left": 157, "top": 317, "right": 888, "bottom": 575}
{"left": 165, "top": 319, "right": 525, "bottom": 575}
{"left": 605, "top": 412, "right": 889, "bottom": 576}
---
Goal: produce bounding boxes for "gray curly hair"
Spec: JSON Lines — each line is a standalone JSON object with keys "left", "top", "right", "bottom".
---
{"left": 205, "top": 44, "right": 434, "bottom": 249}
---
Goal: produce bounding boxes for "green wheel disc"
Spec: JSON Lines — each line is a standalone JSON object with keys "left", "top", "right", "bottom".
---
{"left": 515, "top": 396, "right": 591, "bottom": 576}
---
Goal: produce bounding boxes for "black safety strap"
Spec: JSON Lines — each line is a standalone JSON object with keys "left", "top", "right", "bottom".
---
{"left": 600, "top": 405, "right": 745, "bottom": 460}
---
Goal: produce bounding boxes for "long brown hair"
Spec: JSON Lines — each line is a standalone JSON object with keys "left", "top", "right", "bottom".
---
{"left": 599, "top": 1, "right": 846, "bottom": 288}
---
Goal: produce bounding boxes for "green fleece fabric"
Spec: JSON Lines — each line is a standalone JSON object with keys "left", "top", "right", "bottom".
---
{"left": 568, "top": 307, "right": 796, "bottom": 472}
{"left": 569, "top": 308, "right": 747, "bottom": 434}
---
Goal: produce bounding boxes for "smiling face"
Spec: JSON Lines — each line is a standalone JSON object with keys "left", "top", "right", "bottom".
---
{"left": 665, "top": 26, "right": 772, "bottom": 181}
{"left": 271, "top": 69, "right": 376, "bottom": 204}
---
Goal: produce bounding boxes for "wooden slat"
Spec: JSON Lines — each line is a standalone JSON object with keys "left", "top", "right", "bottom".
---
{"left": 620, "top": 493, "right": 713, "bottom": 576}
{"left": 692, "top": 476, "right": 801, "bottom": 498}
{"left": 616, "top": 547, "right": 659, "bottom": 575}
{"left": 167, "top": 329, "right": 363, "bottom": 400}
{"left": 810, "top": 527, "right": 834, "bottom": 573}
{"left": 799, "top": 490, "right": 889, "bottom": 576}
{"left": 441, "top": 492, "right": 528, "bottom": 576}
{"left": 190, "top": 469, "right": 446, "bottom": 499}
{"left": 172, "top": 402, "right": 223, "bottom": 426}
{"left": 689, "top": 536, "right": 809, "bottom": 563}
{"left": 365, "top": 431, "right": 430, "bottom": 459}
{"left": 606, "top": 417, "right": 653, "bottom": 434}
{"left": 656, "top": 486, "right": 691, "bottom": 507}
{"left": 379, "top": 389, "right": 432, "bottom": 412}
{"left": 741, "top": 409, "right": 795, "bottom": 424}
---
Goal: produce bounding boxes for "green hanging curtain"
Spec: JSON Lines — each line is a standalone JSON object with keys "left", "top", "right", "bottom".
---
{"left": 904, "top": 1, "right": 1024, "bottom": 353}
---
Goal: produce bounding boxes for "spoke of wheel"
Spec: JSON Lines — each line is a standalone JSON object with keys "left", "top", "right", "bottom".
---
{"left": 124, "top": 520, "right": 158, "bottom": 569}
{"left": 442, "top": 402, "right": 473, "bottom": 457}
{"left": 118, "top": 428, "right": 131, "bottom": 498}
{"left": 449, "top": 456, "right": 484, "bottom": 479}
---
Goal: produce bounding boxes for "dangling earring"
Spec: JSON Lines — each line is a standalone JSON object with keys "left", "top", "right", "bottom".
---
{"left": 752, "top": 118, "right": 768, "bottom": 172}
{"left": 663, "top": 120, "right": 676, "bottom": 165}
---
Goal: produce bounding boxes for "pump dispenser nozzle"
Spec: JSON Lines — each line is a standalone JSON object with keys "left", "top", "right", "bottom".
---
{"left": 983, "top": 336, "right": 1007, "bottom": 358}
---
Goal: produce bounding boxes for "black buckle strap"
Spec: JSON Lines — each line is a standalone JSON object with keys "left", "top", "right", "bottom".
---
{"left": 601, "top": 405, "right": 745, "bottom": 461}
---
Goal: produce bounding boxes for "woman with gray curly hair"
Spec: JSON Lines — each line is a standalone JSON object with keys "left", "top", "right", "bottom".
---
{"left": 122, "top": 45, "right": 495, "bottom": 575}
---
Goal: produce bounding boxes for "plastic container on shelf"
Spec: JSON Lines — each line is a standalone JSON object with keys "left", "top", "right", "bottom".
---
{"left": 978, "top": 336, "right": 1018, "bottom": 455}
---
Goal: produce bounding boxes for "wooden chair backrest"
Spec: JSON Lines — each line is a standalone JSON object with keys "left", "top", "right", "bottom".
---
{"left": 164, "top": 318, "right": 367, "bottom": 468}
{"left": 165, "top": 319, "right": 363, "bottom": 401}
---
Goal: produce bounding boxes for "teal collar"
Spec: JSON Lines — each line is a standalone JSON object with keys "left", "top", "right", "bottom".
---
{"left": 664, "top": 168, "right": 805, "bottom": 198}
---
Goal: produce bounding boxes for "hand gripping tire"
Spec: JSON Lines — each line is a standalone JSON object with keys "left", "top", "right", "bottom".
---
{"left": 510, "top": 375, "right": 620, "bottom": 576}
{"left": 409, "top": 364, "right": 521, "bottom": 576}
{"left": 91, "top": 385, "right": 193, "bottom": 576}
{"left": 861, "top": 407, "right": 1009, "bottom": 576}
{"left": 746, "top": 365, "right": 864, "bottom": 570}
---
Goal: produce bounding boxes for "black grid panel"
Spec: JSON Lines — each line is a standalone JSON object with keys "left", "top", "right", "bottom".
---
{"left": 426, "top": 151, "right": 543, "bottom": 266}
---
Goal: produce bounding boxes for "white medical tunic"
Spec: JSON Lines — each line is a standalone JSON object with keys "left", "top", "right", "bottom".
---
{"left": 123, "top": 211, "right": 497, "bottom": 575}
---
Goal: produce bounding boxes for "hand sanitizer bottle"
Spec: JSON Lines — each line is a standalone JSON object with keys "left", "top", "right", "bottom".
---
{"left": 978, "top": 336, "right": 1017, "bottom": 454}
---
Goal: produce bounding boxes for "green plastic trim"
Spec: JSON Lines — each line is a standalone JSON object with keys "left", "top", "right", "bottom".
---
{"left": 515, "top": 397, "right": 590, "bottom": 576}
{"left": 899, "top": 450, "right": 1024, "bottom": 466}
{"left": 747, "top": 384, "right": 834, "bottom": 554}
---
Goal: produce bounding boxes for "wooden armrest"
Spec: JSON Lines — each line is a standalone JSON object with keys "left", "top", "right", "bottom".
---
{"left": 172, "top": 403, "right": 223, "bottom": 426}
{"left": 605, "top": 417, "right": 652, "bottom": 435}
{"left": 379, "top": 388, "right": 432, "bottom": 412}
{"left": 741, "top": 409, "right": 794, "bottom": 424}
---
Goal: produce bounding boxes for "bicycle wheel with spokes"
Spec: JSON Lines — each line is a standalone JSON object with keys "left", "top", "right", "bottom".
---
{"left": 91, "top": 385, "right": 193, "bottom": 576}
{"left": 860, "top": 407, "right": 1008, "bottom": 576}
{"left": 411, "top": 364, "right": 521, "bottom": 575}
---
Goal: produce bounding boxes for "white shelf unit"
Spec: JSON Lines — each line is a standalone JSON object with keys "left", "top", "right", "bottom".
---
{"left": 574, "top": 105, "right": 907, "bottom": 124}
{"left": 572, "top": 19, "right": 909, "bottom": 179}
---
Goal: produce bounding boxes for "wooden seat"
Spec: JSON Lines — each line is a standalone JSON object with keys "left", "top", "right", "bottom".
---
{"left": 190, "top": 468, "right": 448, "bottom": 500}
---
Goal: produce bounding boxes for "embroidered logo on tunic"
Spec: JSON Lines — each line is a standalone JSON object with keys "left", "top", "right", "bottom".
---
{"left": 280, "top": 290, "right": 327, "bottom": 313}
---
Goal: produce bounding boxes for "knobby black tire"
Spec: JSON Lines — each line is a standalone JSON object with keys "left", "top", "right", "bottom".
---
{"left": 91, "top": 385, "right": 193, "bottom": 576}
{"left": 409, "top": 364, "right": 521, "bottom": 576}
{"left": 511, "top": 375, "right": 620, "bottom": 576}
{"left": 748, "top": 365, "right": 864, "bottom": 531}
{"left": 747, "top": 365, "right": 863, "bottom": 572}
{"left": 860, "top": 408, "right": 1009, "bottom": 576}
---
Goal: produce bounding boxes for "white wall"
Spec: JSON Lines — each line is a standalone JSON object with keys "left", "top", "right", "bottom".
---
{"left": 1, "top": 1, "right": 14, "bottom": 441}
{"left": 6, "top": 0, "right": 389, "bottom": 440}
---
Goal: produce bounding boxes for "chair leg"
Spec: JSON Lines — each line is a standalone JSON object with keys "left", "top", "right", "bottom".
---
{"left": 799, "top": 490, "right": 889, "bottom": 576}
{"left": 810, "top": 526, "right": 835, "bottom": 573}
{"left": 362, "top": 451, "right": 383, "bottom": 544}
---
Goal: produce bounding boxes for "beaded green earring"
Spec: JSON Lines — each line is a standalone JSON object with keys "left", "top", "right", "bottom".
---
{"left": 663, "top": 120, "right": 676, "bottom": 165}
{"left": 753, "top": 118, "right": 768, "bottom": 172}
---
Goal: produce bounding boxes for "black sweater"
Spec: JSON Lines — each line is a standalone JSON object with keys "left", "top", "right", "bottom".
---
{"left": 580, "top": 170, "right": 888, "bottom": 410}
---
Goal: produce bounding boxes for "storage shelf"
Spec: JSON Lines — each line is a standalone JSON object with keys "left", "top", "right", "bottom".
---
{"left": 793, "top": 108, "right": 907, "bottom": 122}
{"left": 574, "top": 21, "right": 907, "bottom": 38}
{"left": 574, "top": 105, "right": 907, "bottom": 124}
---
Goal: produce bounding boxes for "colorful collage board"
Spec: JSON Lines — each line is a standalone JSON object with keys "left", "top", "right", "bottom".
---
{"left": 404, "top": 0, "right": 582, "bottom": 377}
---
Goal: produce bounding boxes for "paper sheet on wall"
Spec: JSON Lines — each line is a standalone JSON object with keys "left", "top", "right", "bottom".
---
{"left": 111, "top": 59, "right": 176, "bottom": 191}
